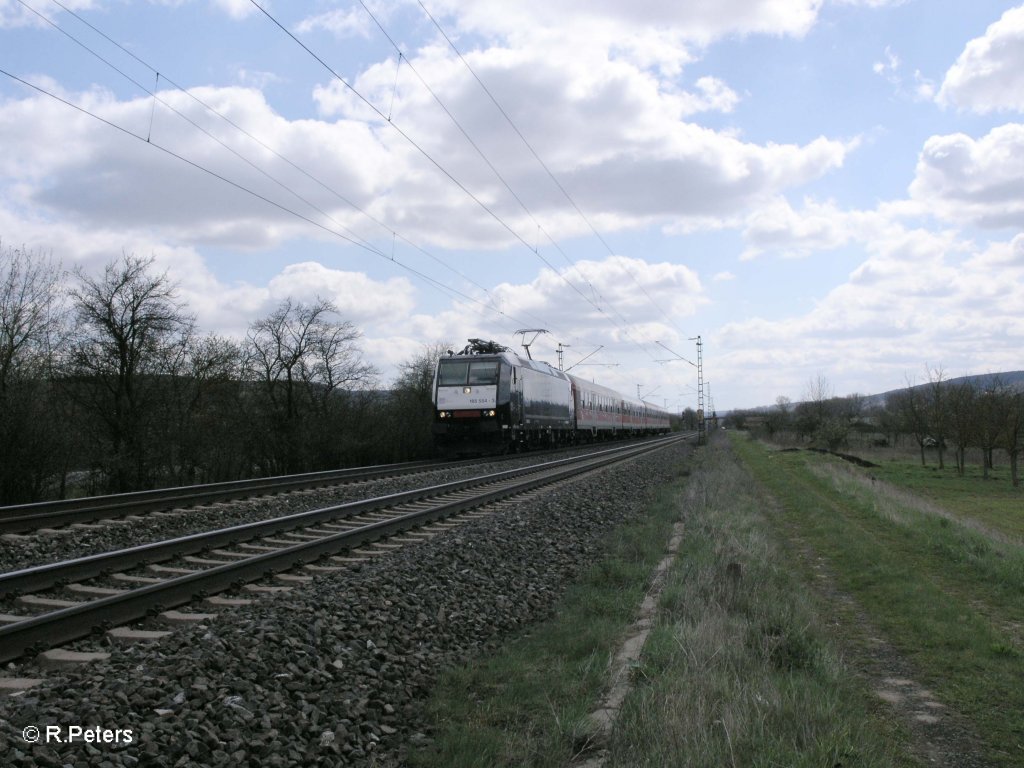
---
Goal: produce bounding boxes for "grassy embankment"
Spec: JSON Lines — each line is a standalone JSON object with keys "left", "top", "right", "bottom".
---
{"left": 868, "top": 455, "right": 1024, "bottom": 541}
{"left": 410, "top": 437, "right": 912, "bottom": 767}
{"left": 732, "top": 435, "right": 1024, "bottom": 766}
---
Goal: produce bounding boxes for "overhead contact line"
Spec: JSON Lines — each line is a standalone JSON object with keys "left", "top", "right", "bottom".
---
{"left": 417, "top": 0, "right": 693, "bottom": 354}
{"left": 39, "top": 0, "right": 551, "bottom": 333}
{"left": 248, "top": 0, "right": 659, "bottom": 355}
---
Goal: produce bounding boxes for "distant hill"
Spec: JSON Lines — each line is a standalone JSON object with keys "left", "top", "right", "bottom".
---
{"left": 865, "top": 370, "right": 1024, "bottom": 409}
{"left": 732, "top": 371, "right": 1024, "bottom": 415}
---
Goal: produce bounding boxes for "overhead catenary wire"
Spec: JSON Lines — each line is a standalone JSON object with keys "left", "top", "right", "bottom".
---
{"left": 13, "top": 2, "right": 698, "bottom": 391}
{"left": 247, "top": 0, "right": 658, "bottom": 363}
{"left": 22, "top": 0, "right": 561, "bottom": 335}
{"left": 39, "top": 0, "right": 547, "bottom": 331}
{"left": 417, "top": 0, "right": 695, "bottom": 349}
{"left": 0, "top": 67, "right": 528, "bottom": 337}
{"left": 355, "top": 0, "right": 661, "bottom": 364}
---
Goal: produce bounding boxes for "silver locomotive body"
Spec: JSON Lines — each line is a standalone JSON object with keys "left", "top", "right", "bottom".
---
{"left": 432, "top": 339, "right": 670, "bottom": 454}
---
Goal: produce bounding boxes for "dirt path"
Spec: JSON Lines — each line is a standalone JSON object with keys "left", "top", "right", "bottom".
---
{"left": 778, "top": 515, "right": 993, "bottom": 767}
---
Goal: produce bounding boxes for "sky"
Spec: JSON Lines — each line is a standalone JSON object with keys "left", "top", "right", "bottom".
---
{"left": 2, "top": 0, "right": 1023, "bottom": 413}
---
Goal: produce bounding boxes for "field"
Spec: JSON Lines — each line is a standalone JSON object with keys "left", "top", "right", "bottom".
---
{"left": 850, "top": 445, "right": 1024, "bottom": 542}
{"left": 734, "top": 435, "right": 1024, "bottom": 766}
{"left": 408, "top": 430, "right": 1024, "bottom": 766}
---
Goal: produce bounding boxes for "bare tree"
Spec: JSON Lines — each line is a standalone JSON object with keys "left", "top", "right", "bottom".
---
{"left": 381, "top": 342, "right": 450, "bottom": 460}
{"left": 762, "top": 395, "right": 792, "bottom": 438}
{"left": 946, "top": 381, "right": 975, "bottom": 476}
{"left": 302, "top": 316, "right": 377, "bottom": 412}
{"left": 793, "top": 375, "right": 833, "bottom": 441}
{"left": 68, "top": 253, "right": 194, "bottom": 492}
{"left": 0, "top": 242, "right": 64, "bottom": 393}
{"left": 166, "top": 333, "right": 245, "bottom": 484}
{"left": 246, "top": 298, "right": 329, "bottom": 422}
{"left": 891, "top": 377, "right": 931, "bottom": 466}
{"left": 805, "top": 374, "right": 834, "bottom": 420}
{"left": 926, "top": 366, "right": 948, "bottom": 469}
{"left": 975, "top": 380, "right": 1010, "bottom": 480}
{"left": 244, "top": 298, "right": 376, "bottom": 473}
{"left": 797, "top": 375, "right": 854, "bottom": 451}
{"left": 874, "top": 400, "right": 902, "bottom": 449}
{"left": 1003, "top": 391, "right": 1023, "bottom": 488}
{"left": 0, "top": 243, "right": 67, "bottom": 502}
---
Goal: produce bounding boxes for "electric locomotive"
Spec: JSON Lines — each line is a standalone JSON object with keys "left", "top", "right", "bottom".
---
{"left": 432, "top": 338, "right": 672, "bottom": 455}
{"left": 432, "top": 339, "right": 573, "bottom": 454}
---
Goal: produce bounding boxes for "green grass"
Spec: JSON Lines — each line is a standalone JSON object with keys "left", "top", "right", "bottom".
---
{"left": 604, "top": 437, "right": 911, "bottom": 768}
{"left": 733, "top": 435, "right": 1024, "bottom": 767}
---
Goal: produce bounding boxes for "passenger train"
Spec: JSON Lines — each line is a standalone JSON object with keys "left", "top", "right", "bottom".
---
{"left": 432, "top": 339, "right": 671, "bottom": 454}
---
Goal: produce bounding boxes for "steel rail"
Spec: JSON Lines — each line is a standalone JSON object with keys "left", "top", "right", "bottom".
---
{"left": 0, "top": 435, "right": 685, "bottom": 663}
{"left": 0, "top": 435, "right": 686, "bottom": 534}
{"left": 0, "top": 457, "right": 483, "bottom": 535}
{"left": 0, "top": 435, "right": 685, "bottom": 595}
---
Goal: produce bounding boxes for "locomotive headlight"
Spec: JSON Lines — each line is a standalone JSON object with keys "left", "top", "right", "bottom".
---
{"left": 463, "top": 386, "right": 472, "bottom": 394}
{"left": 484, "top": 409, "right": 496, "bottom": 417}
{"left": 438, "top": 410, "right": 452, "bottom": 419}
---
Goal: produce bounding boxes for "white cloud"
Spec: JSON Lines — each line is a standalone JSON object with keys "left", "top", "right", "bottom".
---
{"left": 741, "top": 196, "right": 892, "bottom": 259}
{"left": 0, "top": 57, "right": 853, "bottom": 263}
{"left": 0, "top": 0, "right": 96, "bottom": 28}
{"left": 265, "top": 262, "right": 417, "bottom": 325}
{"left": 295, "top": 7, "right": 371, "bottom": 38}
{"left": 393, "top": 255, "right": 708, "bottom": 381}
{"left": 0, "top": 203, "right": 416, "bottom": 341}
{"left": 3, "top": 0, "right": 865, "bottom": 271}
{"left": 833, "top": 0, "right": 907, "bottom": 7}
{"left": 0, "top": 84, "right": 397, "bottom": 248}
{"left": 313, "top": 40, "right": 853, "bottom": 245}
{"left": 718, "top": 227, "right": 1024, "bottom": 401}
{"left": 680, "top": 76, "right": 741, "bottom": 115}
{"left": 236, "top": 68, "right": 284, "bottom": 90}
{"left": 483, "top": 255, "right": 705, "bottom": 347}
{"left": 210, "top": 0, "right": 258, "bottom": 20}
{"left": 938, "top": 4, "right": 1024, "bottom": 113}
{"left": 873, "top": 45, "right": 901, "bottom": 82}
{"left": 427, "top": 0, "right": 825, "bottom": 49}
{"left": 909, "top": 124, "right": 1024, "bottom": 229}
{"left": 871, "top": 44, "right": 936, "bottom": 102}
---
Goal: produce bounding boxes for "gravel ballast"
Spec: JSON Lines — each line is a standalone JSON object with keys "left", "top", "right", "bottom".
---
{"left": 0, "top": 444, "right": 648, "bottom": 576}
{"left": 0, "top": 441, "right": 689, "bottom": 767}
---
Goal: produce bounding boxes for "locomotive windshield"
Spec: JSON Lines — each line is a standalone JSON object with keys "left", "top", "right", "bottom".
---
{"left": 468, "top": 361, "right": 499, "bottom": 385}
{"left": 438, "top": 359, "right": 500, "bottom": 386}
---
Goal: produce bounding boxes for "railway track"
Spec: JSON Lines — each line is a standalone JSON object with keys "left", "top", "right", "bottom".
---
{"left": 0, "top": 457, "right": 484, "bottom": 535}
{"left": 0, "top": 434, "right": 685, "bottom": 665}
{"left": 0, "top": 437, "right": 682, "bottom": 536}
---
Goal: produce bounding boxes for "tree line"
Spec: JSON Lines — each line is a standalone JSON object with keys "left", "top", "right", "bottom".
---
{"left": 728, "top": 370, "right": 1024, "bottom": 487}
{"left": 0, "top": 245, "right": 443, "bottom": 505}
